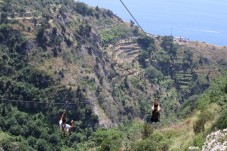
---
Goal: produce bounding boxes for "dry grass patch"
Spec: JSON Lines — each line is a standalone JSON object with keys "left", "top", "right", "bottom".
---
{"left": 157, "top": 111, "right": 200, "bottom": 150}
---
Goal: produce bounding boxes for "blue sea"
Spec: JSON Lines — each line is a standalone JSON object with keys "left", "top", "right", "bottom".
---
{"left": 78, "top": 0, "right": 227, "bottom": 46}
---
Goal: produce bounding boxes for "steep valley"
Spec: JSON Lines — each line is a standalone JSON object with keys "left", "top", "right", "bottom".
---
{"left": 0, "top": 0, "right": 226, "bottom": 150}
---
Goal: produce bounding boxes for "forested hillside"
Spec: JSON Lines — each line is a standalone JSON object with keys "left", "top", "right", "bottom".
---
{"left": 0, "top": 0, "right": 226, "bottom": 150}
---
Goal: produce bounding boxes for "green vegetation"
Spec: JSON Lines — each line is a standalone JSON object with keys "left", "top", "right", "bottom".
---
{"left": 100, "top": 24, "right": 130, "bottom": 44}
{"left": 134, "top": 132, "right": 170, "bottom": 151}
{"left": 137, "top": 36, "right": 155, "bottom": 67}
{"left": 0, "top": 0, "right": 226, "bottom": 150}
{"left": 0, "top": 24, "right": 27, "bottom": 54}
{"left": 93, "top": 128, "right": 124, "bottom": 151}
{"left": 73, "top": 2, "right": 100, "bottom": 17}
{"left": 214, "top": 108, "right": 227, "bottom": 129}
{"left": 137, "top": 36, "right": 155, "bottom": 52}
{"left": 196, "top": 73, "right": 227, "bottom": 109}
{"left": 76, "top": 22, "right": 92, "bottom": 39}
{"left": 0, "top": 7, "right": 98, "bottom": 149}
{"left": 145, "top": 66, "right": 164, "bottom": 84}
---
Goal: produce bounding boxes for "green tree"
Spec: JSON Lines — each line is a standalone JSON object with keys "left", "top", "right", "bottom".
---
{"left": 214, "top": 108, "right": 227, "bottom": 129}
{"left": 138, "top": 51, "right": 149, "bottom": 67}
{"left": 1, "top": 138, "right": 15, "bottom": 151}
{"left": 183, "top": 49, "right": 193, "bottom": 64}
{"left": 5, "top": 117, "right": 18, "bottom": 129}
{"left": 36, "top": 139, "right": 48, "bottom": 151}
{"left": 77, "top": 23, "right": 91, "bottom": 38}
{"left": 130, "top": 20, "right": 135, "bottom": 27}
{"left": 161, "top": 36, "right": 173, "bottom": 51}
{"left": 9, "top": 125, "right": 21, "bottom": 136}
{"left": 27, "top": 136, "right": 36, "bottom": 147}
{"left": 74, "top": 2, "right": 93, "bottom": 16}
{"left": 132, "top": 26, "right": 139, "bottom": 35}
{"left": 145, "top": 66, "right": 164, "bottom": 83}
{"left": 0, "top": 12, "right": 8, "bottom": 24}
{"left": 36, "top": 26, "right": 48, "bottom": 48}
{"left": 49, "top": 134, "right": 60, "bottom": 145}
{"left": 137, "top": 37, "right": 155, "bottom": 51}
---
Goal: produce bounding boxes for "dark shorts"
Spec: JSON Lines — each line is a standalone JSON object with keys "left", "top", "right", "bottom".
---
{"left": 150, "top": 112, "right": 160, "bottom": 123}
{"left": 150, "top": 117, "right": 159, "bottom": 123}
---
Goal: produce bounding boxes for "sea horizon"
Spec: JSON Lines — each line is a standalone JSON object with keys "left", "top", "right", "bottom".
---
{"left": 78, "top": 0, "right": 227, "bottom": 46}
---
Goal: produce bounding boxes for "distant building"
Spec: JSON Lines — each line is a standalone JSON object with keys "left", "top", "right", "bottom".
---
{"left": 174, "top": 36, "right": 187, "bottom": 42}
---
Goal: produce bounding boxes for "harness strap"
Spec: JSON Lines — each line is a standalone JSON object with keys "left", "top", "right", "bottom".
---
{"left": 62, "top": 124, "right": 66, "bottom": 131}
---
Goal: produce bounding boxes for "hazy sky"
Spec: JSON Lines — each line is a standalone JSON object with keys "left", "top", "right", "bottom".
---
{"left": 79, "top": 0, "right": 227, "bottom": 45}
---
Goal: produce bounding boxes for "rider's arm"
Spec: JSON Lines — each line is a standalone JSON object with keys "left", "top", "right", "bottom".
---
{"left": 61, "top": 111, "right": 66, "bottom": 120}
{"left": 70, "top": 120, "right": 74, "bottom": 128}
{"left": 151, "top": 105, "right": 154, "bottom": 111}
{"left": 157, "top": 106, "right": 161, "bottom": 112}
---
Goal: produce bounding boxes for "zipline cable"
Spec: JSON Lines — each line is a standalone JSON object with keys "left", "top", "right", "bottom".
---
{"left": 0, "top": 99, "right": 89, "bottom": 105}
{"left": 119, "top": 0, "right": 146, "bottom": 35}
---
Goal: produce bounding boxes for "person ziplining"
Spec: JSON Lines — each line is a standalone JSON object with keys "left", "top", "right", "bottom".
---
{"left": 150, "top": 97, "right": 161, "bottom": 123}
{"left": 59, "top": 111, "right": 74, "bottom": 137}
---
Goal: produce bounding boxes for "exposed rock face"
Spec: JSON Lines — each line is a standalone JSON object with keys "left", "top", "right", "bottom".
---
{"left": 188, "top": 146, "right": 200, "bottom": 150}
{"left": 202, "top": 129, "right": 227, "bottom": 151}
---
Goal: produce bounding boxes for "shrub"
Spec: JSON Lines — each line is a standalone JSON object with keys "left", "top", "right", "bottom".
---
{"left": 1, "top": 138, "right": 15, "bottom": 151}
{"left": 100, "top": 24, "right": 129, "bottom": 44}
{"left": 161, "top": 36, "right": 173, "bottom": 51}
{"left": 27, "top": 136, "right": 36, "bottom": 147}
{"left": 49, "top": 134, "right": 60, "bottom": 145}
{"left": 142, "top": 123, "right": 154, "bottom": 139}
{"left": 74, "top": 2, "right": 93, "bottom": 16}
{"left": 214, "top": 108, "right": 227, "bottom": 129}
{"left": 36, "top": 139, "right": 48, "bottom": 151}
{"left": 77, "top": 23, "right": 91, "bottom": 38}
{"left": 138, "top": 51, "right": 149, "bottom": 67}
{"left": 0, "top": 24, "right": 27, "bottom": 53}
{"left": 193, "top": 133, "right": 205, "bottom": 148}
{"left": 134, "top": 132, "right": 169, "bottom": 151}
{"left": 145, "top": 66, "right": 164, "bottom": 83}
{"left": 137, "top": 36, "right": 154, "bottom": 50}
{"left": 193, "top": 111, "right": 213, "bottom": 134}
{"left": 93, "top": 128, "right": 123, "bottom": 150}
{"left": 9, "top": 125, "right": 20, "bottom": 136}
{"left": 5, "top": 117, "right": 18, "bottom": 129}
{"left": 36, "top": 26, "right": 47, "bottom": 48}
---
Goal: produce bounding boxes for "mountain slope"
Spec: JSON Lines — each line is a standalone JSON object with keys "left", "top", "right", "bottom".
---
{"left": 0, "top": 0, "right": 227, "bottom": 150}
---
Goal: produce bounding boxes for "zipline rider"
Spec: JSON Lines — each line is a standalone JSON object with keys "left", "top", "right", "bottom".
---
{"left": 150, "top": 98, "right": 161, "bottom": 123}
{"left": 59, "top": 111, "right": 74, "bottom": 136}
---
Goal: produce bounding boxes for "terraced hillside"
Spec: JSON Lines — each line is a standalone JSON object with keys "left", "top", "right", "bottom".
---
{"left": 172, "top": 39, "right": 227, "bottom": 96}
{"left": 0, "top": 0, "right": 227, "bottom": 150}
{"left": 175, "top": 71, "right": 193, "bottom": 90}
{"left": 0, "top": 0, "right": 225, "bottom": 131}
{"left": 108, "top": 37, "right": 141, "bottom": 63}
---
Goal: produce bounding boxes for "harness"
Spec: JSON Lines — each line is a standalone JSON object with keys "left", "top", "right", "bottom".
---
{"left": 61, "top": 102, "right": 68, "bottom": 134}
{"left": 60, "top": 101, "right": 72, "bottom": 137}
{"left": 61, "top": 123, "right": 66, "bottom": 137}
{"left": 61, "top": 124, "right": 66, "bottom": 132}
